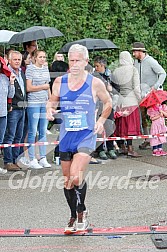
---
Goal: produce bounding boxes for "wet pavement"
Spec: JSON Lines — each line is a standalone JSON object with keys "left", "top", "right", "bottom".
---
{"left": 0, "top": 137, "right": 167, "bottom": 251}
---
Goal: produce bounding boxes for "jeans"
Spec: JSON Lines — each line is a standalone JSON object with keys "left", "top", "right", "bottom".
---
{"left": 3, "top": 109, "right": 25, "bottom": 164}
{"left": 0, "top": 116, "right": 7, "bottom": 144}
{"left": 153, "top": 144, "right": 162, "bottom": 150}
{"left": 27, "top": 103, "right": 48, "bottom": 160}
{"left": 19, "top": 109, "right": 28, "bottom": 156}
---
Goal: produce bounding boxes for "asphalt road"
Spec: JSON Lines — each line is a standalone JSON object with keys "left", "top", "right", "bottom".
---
{"left": 0, "top": 138, "right": 167, "bottom": 251}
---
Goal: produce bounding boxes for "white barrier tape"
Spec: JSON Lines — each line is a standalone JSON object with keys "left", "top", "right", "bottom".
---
{"left": 0, "top": 133, "right": 167, "bottom": 149}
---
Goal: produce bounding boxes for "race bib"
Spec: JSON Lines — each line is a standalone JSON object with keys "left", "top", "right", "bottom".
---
{"left": 64, "top": 113, "right": 88, "bottom": 131}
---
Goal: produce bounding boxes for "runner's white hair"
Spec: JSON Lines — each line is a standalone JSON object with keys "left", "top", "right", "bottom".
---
{"left": 68, "top": 44, "right": 89, "bottom": 60}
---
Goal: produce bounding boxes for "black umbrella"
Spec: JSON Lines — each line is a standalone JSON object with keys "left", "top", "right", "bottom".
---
{"left": 59, "top": 38, "right": 118, "bottom": 53}
{"left": 8, "top": 26, "right": 63, "bottom": 44}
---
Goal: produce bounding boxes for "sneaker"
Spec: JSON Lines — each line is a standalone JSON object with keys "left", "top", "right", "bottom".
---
{"left": 89, "top": 157, "right": 102, "bottom": 164}
{"left": 4, "top": 163, "right": 20, "bottom": 171}
{"left": 46, "top": 129, "right": 52, "bottom": 135}
{"left": 76, "top": 211, "right": 89, "bottom": 231}
{"left": 159, "top": 150, "right": 167, "bottom": 156}
{"left": 0, "top": 167, "right": 7, "bottom": 174}
{"left": 64, "top": 217, "right": 76, "bottom": 232}
{"left": 152, "top": 150, "right": 161, "bottom": 157}
{"left": 139, "top": 141, "right": 150, "bottom": 150}
{"left": 99, "top": 151, "right": 108, "bottom": 160}
{"left": 108, "top": 150, "right": 117, "bottom": 159}
{"left": 17, "top": 157, "right": 30, "bottom": 168}
{"left": 39, "top": 157, "right": 51, "bottom": 168}
{"left": 29, "top": 159, "right": 43, "bottom": 169}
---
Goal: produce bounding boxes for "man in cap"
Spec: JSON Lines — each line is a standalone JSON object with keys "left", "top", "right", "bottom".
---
{"left": 132, "top": 42, "right": 166, "bottom": 149}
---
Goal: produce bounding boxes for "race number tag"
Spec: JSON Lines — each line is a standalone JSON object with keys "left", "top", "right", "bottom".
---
{"left": 64, "top": 113, "right": 88, "bottom": 131}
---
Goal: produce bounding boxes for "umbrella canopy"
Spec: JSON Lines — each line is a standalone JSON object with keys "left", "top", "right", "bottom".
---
{"left": 0, "top": 30, "right": 18, "bottom": 43}
{"left": 8, "top": 26, "right": 63, "bottom": 44}
{"left": 140, "top": 89, "right": 167, "bottom": 108}
{"left": 0, "top": 30, "right": 18, "bottom": 56}
{"left": 59, "top": 38, "right": 118, "bottom": 53}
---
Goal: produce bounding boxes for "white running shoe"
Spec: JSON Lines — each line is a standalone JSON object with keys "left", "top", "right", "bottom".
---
{"left": 29, "top": 159, "right": 43, "bottom": 169}
{"left": 0, "top": 167, "right": 7, "bottom": 174}
{"left": 39, "top": 157, "right": 51, "bottom": 168}
{"left": 76, "top": 210, "right": 89, "bottom": 231}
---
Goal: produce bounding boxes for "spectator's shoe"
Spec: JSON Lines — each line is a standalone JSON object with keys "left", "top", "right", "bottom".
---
{"left": 159, "top": 150, "right": 167, "bottom": 156}
{"left": 0, "top": 167, "right": 7, "bottom": 174}
{"left": 139, "top": 141, "right": 150, "bottom": 150}
{"left": 4, "top": 163, "right": 20, "bottom": 171}
{"left": 152, "top": 150, "right": 161, "bottom": 157}
{"left": 64, "top": 217, "right": 77, "bottom": 232}
{"left": 107, "top": 150, "right": 117, "bottom": 159}
{"left": 46, "top": 129, "right": 52, "bottom": 135}
{"left": 76, "top": 210, "right": 89, "bottom": 231}
{"left": 39, "top": 157, "right": 51, "bottom": 168}
{"left": 17, "top": 157, "right": 30, "bottom": 169}
{"left": 128, "top": 151, "right": 142, "bottom": 157}
{"left": 29, "top": 159, "right": 43, "bottom": 169}
{"left": 99, "top": 151, "right": 108, "bottom": 160}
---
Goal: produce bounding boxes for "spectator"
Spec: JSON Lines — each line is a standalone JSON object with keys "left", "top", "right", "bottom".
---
{"left": 3, "top": 51, "right": 27, "bottom": 171}
{"left": 113, "top": 51, "right": 141, "bottom": 157}
{"left": 93, "top": 56, "right": 119, "bottom": 160}
{"left": 0, "top": 57, "right": 16, "bottom": 173}
{"left": 50, "top": 60, "right": 69, "bottom": 91}
{"left": 23, "top": 40, "right": 38, "bottom": 57}
{"left": 132, "top": 42, "right": 166, "bottom": 149}
{"left": 49, "top": 60, "right": 69, "bottom": 164}
{"left": 21, "top": 51, "right": 32, "bottom": 73}
{"left": 18, "top": 51, "right": 33, "bottom": 168}
{"left": 53, "top": 52, "right": 64, "bottom": 62}
{"left": 147, "top": 103, "right": 167, "bottom": 156}
{"left": 26, "top": 50, "right": 51, "bottom": 169}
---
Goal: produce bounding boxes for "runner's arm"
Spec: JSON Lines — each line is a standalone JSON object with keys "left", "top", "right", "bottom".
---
{"left": 46, "top": 77, "right": 61, "bottom": 121}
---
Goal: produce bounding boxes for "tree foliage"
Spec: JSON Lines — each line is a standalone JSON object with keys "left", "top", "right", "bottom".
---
{"left": 0, "top": 0, "right": 166, "bottom": 80}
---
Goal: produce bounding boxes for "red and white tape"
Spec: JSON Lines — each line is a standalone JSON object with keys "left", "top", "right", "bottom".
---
{"left": 0, "top": 133, "right": 167, "bottom": 148}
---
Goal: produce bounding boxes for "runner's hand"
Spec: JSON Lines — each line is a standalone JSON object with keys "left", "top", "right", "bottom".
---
{"left": 46, "top": 108, "right": 57, "bottom": 121}
{"left": 94, "top": 121, "right": 104, "bottom": 134}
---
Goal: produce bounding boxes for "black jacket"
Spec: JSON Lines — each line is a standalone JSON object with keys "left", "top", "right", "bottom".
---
{"left": 12, "top": 70, "right": 27, "bottom": 110}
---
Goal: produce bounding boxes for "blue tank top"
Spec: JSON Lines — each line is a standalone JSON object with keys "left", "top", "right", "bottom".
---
{"left": 59, "top": 73, "right": 96, "bottom": 152}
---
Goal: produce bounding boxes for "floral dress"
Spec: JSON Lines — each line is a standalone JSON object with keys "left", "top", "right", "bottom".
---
{"left": 147, "top": 104, "right": 167, "bottom": 146}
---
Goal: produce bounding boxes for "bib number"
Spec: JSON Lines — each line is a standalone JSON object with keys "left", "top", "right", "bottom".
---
{"left": 64, "top": 113, "right": 88, "bottom": 131}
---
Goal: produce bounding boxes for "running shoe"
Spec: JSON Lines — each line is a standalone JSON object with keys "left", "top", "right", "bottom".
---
{"left": 76, "top": 210, "right": 89, "bottom": 231}
{"left": 64, "top": 217, "right": 77, "bottom": 232}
